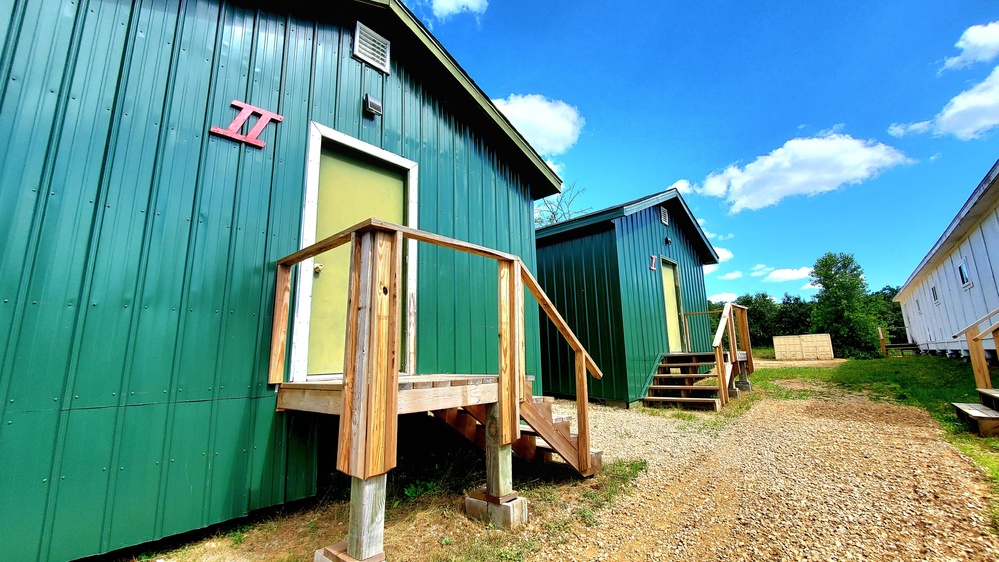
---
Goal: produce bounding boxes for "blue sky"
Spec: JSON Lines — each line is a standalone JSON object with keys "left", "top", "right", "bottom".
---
{"left": 404, "top": 1, "right": 999, "bottom": 302}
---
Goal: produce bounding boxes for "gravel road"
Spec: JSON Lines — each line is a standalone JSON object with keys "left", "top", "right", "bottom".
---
{"left": 537, "top": 386, "right": 999, "bottom": 561}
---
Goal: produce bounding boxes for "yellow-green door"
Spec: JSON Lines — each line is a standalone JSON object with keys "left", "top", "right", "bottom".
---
{"left": 661, "top": 261, "right": 684, "bottom": 353}
{"left": 308, "top": 149, "right": 405, "bottom": 375}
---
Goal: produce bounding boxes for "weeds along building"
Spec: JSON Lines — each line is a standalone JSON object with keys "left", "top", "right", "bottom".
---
{"left": 0, "top": 1, "right": 561, "bottom": 559}
{"left": 896, "top": 158, "right": 999, "bottom": 357}
{"left": 535, "top": 190, "right": 719, "bottom": 406}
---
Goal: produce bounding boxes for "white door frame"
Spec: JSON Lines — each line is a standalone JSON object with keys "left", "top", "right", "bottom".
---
{"left": 660, "top": 256, "right": 687, "bottom": 352}
{"left": 289, "top": 122, "right": 419, "bottom": 381}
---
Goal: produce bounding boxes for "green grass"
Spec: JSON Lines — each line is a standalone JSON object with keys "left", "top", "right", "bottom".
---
{"left": 752, "top": 346, "right": 775, "bottom": 359}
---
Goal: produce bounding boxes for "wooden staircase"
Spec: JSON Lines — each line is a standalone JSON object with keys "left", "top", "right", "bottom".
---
{"left": 643, "top": 352, "right": 728, "bottom": 411}
{"left": 434, "top": 396, "right": 603, "bottom": 477}
{"left": 954, "top": 388, "right": 999, "bottom": 437}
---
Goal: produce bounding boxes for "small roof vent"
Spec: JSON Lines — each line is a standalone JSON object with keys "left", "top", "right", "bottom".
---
{"left": 354, "top": 21, "right": 391, "bottom": 74}
{"left": 660, "top": 206, "right": 669, "bottom": 226}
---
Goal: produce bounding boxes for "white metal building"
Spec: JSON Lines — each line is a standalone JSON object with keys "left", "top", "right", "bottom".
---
{"left": 896, "top": 158, "right": 999, "bottom": 355}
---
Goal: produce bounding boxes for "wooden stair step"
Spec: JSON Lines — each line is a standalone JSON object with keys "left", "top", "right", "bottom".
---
{"left": 648, "top": 384, "right": 720, "bottom": 391}
{"left": 654, "top": 373, "right": 717, "bottom": 380}
{"left": 644, "top": 396, "right": 721, "bottom": 411}
{"left": 953, "top": 402, "right": 999, "bottom": 420}
{"left": 954, "top": 402, "right": 999, "bottom": 437}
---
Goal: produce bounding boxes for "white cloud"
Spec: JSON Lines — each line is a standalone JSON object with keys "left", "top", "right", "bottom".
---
{"left": 708, "top": 292, "right": 739, "bottom": 303}
{"left": 669, "top": 179, "right": 692, "bottom": 194}
{"left": 696, "top": 218, "right": 734, "bottom": 241}
{"left": 703, "top": 264, "right": 718, "bottom": 274}
{"left": 801, "top": 281, "right": 820, "bottom": 291}
{"left": 719, "top": 271, "right": 743, "bottom": 280}
{"left": 750, "top": 264, "right": 774, "bottom": 277}
{"left": 431, "top": 0, "right": 487, "bottom": 20}
{"left": 890, "top": 66, "right": 999, "bottom": 140}
{"left": 675, "top": 133, "right": 910, "bottom": 213}
{"left": 492, "top": 94, "right": 585, "bottom": 157}
{"left": 715, "top": 247, "right": 734, "bottom": 262}
{"left": 942, "top": 21, "right": 999, "bottom": 72}
{"left": 929, "top": 152, "right": 942, "bottom": 162}
{"left": 544, "top": 158, "right": 565, "bottom": 177}
{"left": 763, "top": 267, "right": 813, "bottom": 283}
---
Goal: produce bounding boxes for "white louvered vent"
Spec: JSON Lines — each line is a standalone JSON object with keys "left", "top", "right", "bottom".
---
{"left": 354, "top": 21, "right": 391, "bottom": 74}
{"left": 660, "top": 206, "right": 669, "bottom": 226}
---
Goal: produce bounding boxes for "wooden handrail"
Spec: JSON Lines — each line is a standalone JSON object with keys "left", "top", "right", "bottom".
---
{"left": 269, "top": 218, "right": 604, "bottom": 473}
{"left": 711, "top": 303, "right": 732, "bottom": 348}
{"left": 953, "top": 305, "right": 999, "bottom": 339}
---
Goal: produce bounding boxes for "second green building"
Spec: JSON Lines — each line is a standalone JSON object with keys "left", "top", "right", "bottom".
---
{"left": 536, "top": 190, "right": 718, "bottom": 405}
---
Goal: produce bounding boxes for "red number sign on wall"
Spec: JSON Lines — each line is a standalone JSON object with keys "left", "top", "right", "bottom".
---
{"left": 209, "top": 100, "right": 284, "bottom": 148}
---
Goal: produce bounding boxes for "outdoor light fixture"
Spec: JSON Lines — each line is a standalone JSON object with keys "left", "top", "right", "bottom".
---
{"left": 364, "top": 94, "right": 383, "bottom": 116}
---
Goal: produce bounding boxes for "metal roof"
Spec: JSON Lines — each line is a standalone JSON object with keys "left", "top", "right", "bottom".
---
{"left": 536, "top": 189, "right": 719, "bottom": 264}
{"left": 351, "top": 0, "right": 562, "bottom": 199}
{"left": 896, "top": 157, "right": 999, "bottom": 302}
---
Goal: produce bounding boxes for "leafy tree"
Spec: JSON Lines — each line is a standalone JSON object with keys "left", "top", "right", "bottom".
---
{"left": 774, "top": 293, "right": 814, "bottom": 336}
{"left": 707, "top": 299, "right": 725, "bottom": 336}
{"left": 534, "top": 181, "right": 592, "bottom": 227}
{"left": 867, "top": 285, "right": 905, "bottom": 343}
{"left": 810, "top": 252, "right": 879, "bottom": 358}
{"left": 735, "top": 292, "right": 778, "bottom": 345}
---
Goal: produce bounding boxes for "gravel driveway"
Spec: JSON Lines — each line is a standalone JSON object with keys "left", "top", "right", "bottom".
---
{"left": 536, "top": 386, "right": 999, "bottom": 561}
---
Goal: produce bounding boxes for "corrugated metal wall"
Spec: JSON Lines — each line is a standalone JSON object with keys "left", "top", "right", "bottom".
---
{"left": 537, "top": 225, "right": 628, "bottom": 401}
{"left": 900, "top": 200, "right": 999, "bottom": 353}
{"left": 614, "top": 203, "right": 711, "bottom": 403}
{"left": 0, "top": 1, "right": 542, "bottom": 559}
{"left": 536, "top": 202, "right": 712, "bottom": 404}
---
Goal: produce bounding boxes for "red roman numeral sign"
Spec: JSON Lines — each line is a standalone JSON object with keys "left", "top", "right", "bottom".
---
{"left": 209, "top": 100, "right": 284, "bottom": 148}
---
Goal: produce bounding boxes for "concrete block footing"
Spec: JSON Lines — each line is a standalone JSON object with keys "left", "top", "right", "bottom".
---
{"left": 464, "top": 496, "right": 529, "bottom": 529}
{"left": 735, "top": 380, "right": 753, "bottom": 391}
{"left": 315, "top": 541, "right": 385, "bottom": 562}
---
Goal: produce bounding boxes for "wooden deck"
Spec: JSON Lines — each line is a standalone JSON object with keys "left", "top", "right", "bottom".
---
{"left": 277, "top": 375, "right": 499, "bottom": 416}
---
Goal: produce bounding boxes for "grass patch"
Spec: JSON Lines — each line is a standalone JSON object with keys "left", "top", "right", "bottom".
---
{"left": 753, "top": 346, "right": 775, "bottom": 359}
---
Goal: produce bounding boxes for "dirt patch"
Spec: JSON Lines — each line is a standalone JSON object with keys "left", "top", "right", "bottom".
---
{"left": 536, "top": 396, "right": 999, "bottom": 561}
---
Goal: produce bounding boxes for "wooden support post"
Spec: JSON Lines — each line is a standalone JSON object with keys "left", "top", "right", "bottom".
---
{"left": 347, "top": 475, "right": 387, "bottom": 560}
{"left": 574, "top": 350, "right": 591, "bottom": 473}
{"left": 497, "top": 260, "right": 522, "bottom": 445}
{"left": 485, "top": 402, "right": 513, "bottom": 498}
{"left": 878, "top": 327, "right": 887, "bottom": 358}
{"left": 738, "top": 309, "right": 755, "bottom": 374}
{"left": 337, "top": 229, "right": 402, "bottom": 479}
{"left": 727, "top": 312, "right": 740, "bottom": 378}
{"left": 969, "top": 334, "right": 988, "bottom": 388}
{"left": 714, "top": 345, "right": 729, "bottom": 405}
{"left": 268, "top": 263, "right": 292, "bottom": 384}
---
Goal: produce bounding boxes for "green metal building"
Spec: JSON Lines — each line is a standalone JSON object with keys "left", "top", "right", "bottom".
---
{"left": 0, "top": 1, "right": 558, "bottom": 559}
{"left": 536, "top": 190, "right": 718, "bottom": 405}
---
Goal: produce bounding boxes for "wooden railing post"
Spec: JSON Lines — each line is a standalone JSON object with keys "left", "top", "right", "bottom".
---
{"left": 574, "top": 350, "right": 591, "bottom": 473}
{"left": 878, "top": 327, "right": 887, "bottom": 357}
{"left": 497, "top": 260, "right": 522, "bottom": 445}
{"left": 335, "top": 228, "right": 402, "bottom": 561}
{"left": 268, "top": 263, "right": 292, "bottom": 384}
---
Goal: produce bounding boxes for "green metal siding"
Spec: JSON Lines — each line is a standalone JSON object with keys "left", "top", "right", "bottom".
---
{"left": 0, "top": 1, "right": 542, "bottom": 559}
{"left": 615, "top": 204, "right": 712, "bottom": 402}
{"left": 537, "top": 226, "right": 627, "bottom": 401}
{"left": 536, "top": 201, "right": 712, "bottom": 404}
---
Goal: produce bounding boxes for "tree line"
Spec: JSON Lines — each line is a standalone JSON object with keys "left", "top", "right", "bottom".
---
{"left": 710, "top": 252, "right": 905, "bottom": 359}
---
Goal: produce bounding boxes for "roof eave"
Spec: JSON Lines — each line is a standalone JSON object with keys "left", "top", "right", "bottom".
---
{"left": 896, "top": 157, "right": 999, "bottom": 302}
{"left": 384, "top": 0, "right": 562, "bottom": 199}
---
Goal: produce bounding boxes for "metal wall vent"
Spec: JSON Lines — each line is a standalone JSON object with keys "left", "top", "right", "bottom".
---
{"left": 660, "top": 206, "right": 669, "bottom": 226}
{"left": 354, "top": 21, "right": 391, "bottom": 74}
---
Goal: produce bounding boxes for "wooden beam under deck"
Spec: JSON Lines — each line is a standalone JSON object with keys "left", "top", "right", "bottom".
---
{"left": 277, "top": 375, "right": 499, "bottom": 416}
